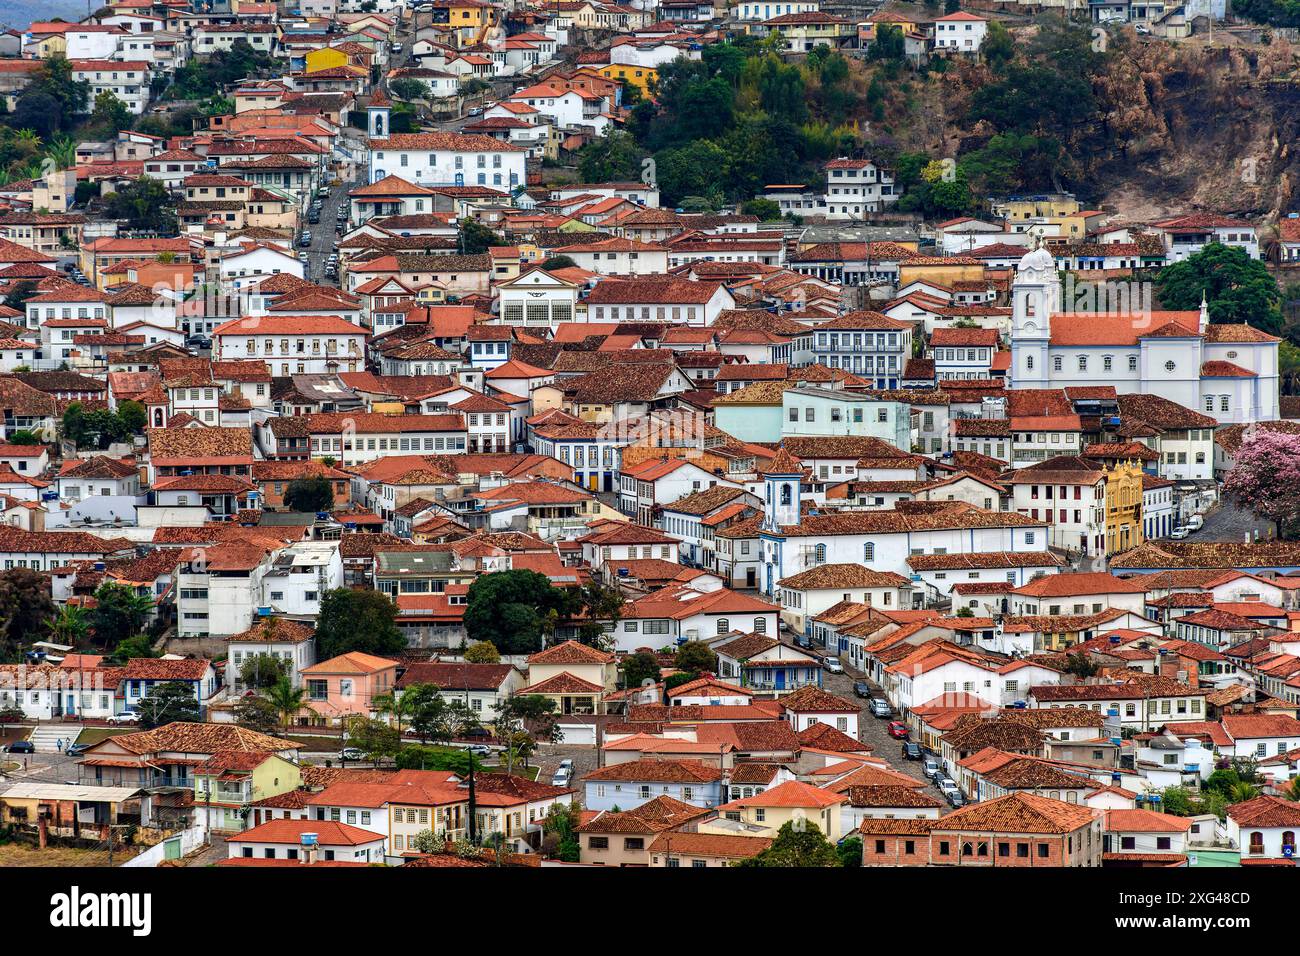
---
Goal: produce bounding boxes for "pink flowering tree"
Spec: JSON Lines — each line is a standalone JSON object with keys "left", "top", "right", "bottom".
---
{"left": 1223, "top": 430, "right": 1300, "bottom": 535}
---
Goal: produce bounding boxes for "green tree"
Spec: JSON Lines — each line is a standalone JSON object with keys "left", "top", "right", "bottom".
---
{"left": 1155, "top": 243, "right": 1284, "bottom": 335}
{"left": 88, "top": 583, "right": 153, "bottom": 648}
{"left": 344, "top": 714, "right": 401, "bottom": 764}
{"left": 1062, "top": 652, "right": 1099, "bottom": 678}
{"left": 540, "top": 255, "right": 577, "bottom": 271}
{"left": 740, "top": 198, "right": 781, "bottom": 221}
{"left": 101, "top": 177, "right": 176, "bottom": 234}
{"left": 542, "top": 801, "right": 582, "bottom": 861}
{"left": 459, "top": 217, "right": 503, "bottom": 255}
{"left": 264, "top": 677, "right": 305, "bottom": 734}
{"left": 463, "top": 641, "right": 501, "bottom": 664}
{"left": 109, "top": 634, "right": 158, "bottom": 664}
{"left": 837, "top": 835, "right": 863, "bottom": 867}
{"left": 5, "top": 430, "right": 41, "bottom": 446}
{"left": 47, "top": 604, "right": 89, "bottom": 646}
{"left": 390, "top": 78, "right": 431, "bottom": 101}
{"left": 284, "top": 476, "right": 335, "bottom": 513}
{"left": 577, "top": 130, "right": 648, "bottom": 183}
{"left": 494, "top": 695, "right": 561, "bottom": 775}
{"left": 233, "top": 694, "right": 281, "bottom": 735}
{"left": 315, "top": 588, "right": 406, "bottom": 659}
{"left": 463, "top": 570, "right": 571, "bottom": 655}
{"left": 622, "top": 650, "right": 660, "bottom": 689}
{"left": 572, "top": 580, "right": 624, "bottom": 648}
{"left": 90, "top": 91, "right": 132, "bottom": 136}
{"left": 137, "top": 681, "right": 201, "bottom": 729}
{"left": 736, "top": 820, "right": 841, "bottom": 867}
{"left": 654, "top": 139, "right": 728, "bottom": 207}
{"left": 674, "top": 640, "right": 717, "bottom": 674}
{"left": 982, "top": 20, "right": 1016, "bottom": 69}
{"left": 117, "top": 401, "right": 146, "bottom": 435}
{"left": 2, "top": 279, "right": 37, "bottom": 311}
{"left": 239, "top": 653, "right": 289, "bottom": 690}
{"left": 868, "top": 24, "right": 906, "bottom": 61}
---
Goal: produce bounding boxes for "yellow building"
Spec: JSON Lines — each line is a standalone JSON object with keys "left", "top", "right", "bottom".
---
{"left": 305, "top": 46, "right": 349, "bottom": 74}
{"left": 1104, "top": 461, "right": 1145, "bottom": 556}
{"left": 699, "top": 781, "right": 847, "bottom": 842}
{"left": 992, "top": 194, "right": 1081, "bottom": 222}
{"left": 599, "top": 63, "right": 658, "bottom": 94}
{"left": 193, "top": 752, "right": 303, "bottom": 831}
{"left": 897, "top": 256, "right": 986, "bottom": 288}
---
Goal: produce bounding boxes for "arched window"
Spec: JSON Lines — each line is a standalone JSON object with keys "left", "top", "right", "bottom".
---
{"left": 1249, "top": 831, "right": 1265, "bottom": 854}
{"left": 863, "top": 543, "right": 875, "bottom": 561}
{"left": 780, "top": 483, "right": 792, "bottom": 506}
{"left": 716, "top": 618, "right": 729, "bottom": 635}
{"left": 1283, "top": 831, "right": 1296, "bottom": 852}
{"left": 1026, "top": 354, "right": 1034, "bottom": 371}
{"left": 814, "top": 544, "right": 827, "bottom": 565}
{"left": 1078, "top": 356, "right": 1087, "bottom": 372}
{"left": 1053, "top": 356, "right": 1062, "bottom": 372}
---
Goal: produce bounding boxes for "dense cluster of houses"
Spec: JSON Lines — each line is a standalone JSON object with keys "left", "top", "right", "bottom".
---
{"left": 0, "top": 0, "right": 1292, "bottom": 874}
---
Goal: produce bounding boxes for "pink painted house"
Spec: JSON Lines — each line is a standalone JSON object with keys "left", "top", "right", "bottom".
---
{"left": 299, "top": 651, "right": 398, "bottom": 725}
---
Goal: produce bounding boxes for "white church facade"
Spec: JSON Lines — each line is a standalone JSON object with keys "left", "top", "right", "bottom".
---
{"left": 1007, "top": 242, "right": 1280, "bottom": 425}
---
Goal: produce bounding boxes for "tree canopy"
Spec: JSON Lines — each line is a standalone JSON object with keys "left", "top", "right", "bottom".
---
{"left": 1155, "top": 242, "right": 1284, "bottom": 335}
{"left": 315, "top": 588, "right": 406, "bottom": 659}
{"left": 284, "top": 476, "right": 335, "bottom": 513}
{"left": 137, "top": 682, "right": 201, "bottom": 729}
{"left": 463, "top": 570, "right": 572, "bottom": 655}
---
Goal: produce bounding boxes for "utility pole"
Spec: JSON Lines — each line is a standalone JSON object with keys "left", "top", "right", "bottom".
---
{"left": 467, "top": 758, "right": 478, "bottom": 843}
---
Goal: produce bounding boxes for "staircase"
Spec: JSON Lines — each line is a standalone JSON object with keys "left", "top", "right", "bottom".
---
{"left": 28, "top": 724, "right": 84, "bottom": 753}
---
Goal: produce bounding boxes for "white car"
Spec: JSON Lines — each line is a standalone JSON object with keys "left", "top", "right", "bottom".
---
{"left": 106, "top": 712, "right": 138, "bottom": 725}
{"left": 824, "top": 657, "right": 844, "bottom": 674}
{"left": 1184, "top": 514, "right": 1204, "bottom": 531}
{"left": 1169, "top": 526, "right": 1190, "bottom": 539}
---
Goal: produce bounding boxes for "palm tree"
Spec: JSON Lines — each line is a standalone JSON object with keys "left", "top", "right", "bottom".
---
{"left": 48, "top": 605, "right": 89, "bottom": 646}
{"left": 374, "top": 690, "right": 415, "bottom": 738}
{"left": 44, "top": 135, "right": 76, "bottom": 171}
{"left": 265, "top": 677, "right": 305, "bottom": 736}
{"left": 15, "top": 128, "right": 38, "bottom": 145}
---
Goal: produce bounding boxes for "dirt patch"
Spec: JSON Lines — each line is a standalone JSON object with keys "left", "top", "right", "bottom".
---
{"left": 0, "top": 842, "right": 137, "bottom": 867}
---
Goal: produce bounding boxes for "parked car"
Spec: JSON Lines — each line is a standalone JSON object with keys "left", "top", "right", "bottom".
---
{"left": 887, "top": 721, "right": 909, "bottom": 740}
{"left": 793, "top": 633, "right": 812, "bottom": 649}
{"left": 317, "top": 186, "right": 330, "bottom": 198}
{"left": 852, "top": 681, "right": 872, "bottom": 699}
{"left": 105, "top": 712, "right": 138, "bottom": 725}
{"left": 1169, "top": 526, "right": 1190, "bottom": 539}
{"left": 341, "top": 747, "right": 365, "bottom": 761}
{"left": 901, "top": 741, "right": 923, "bottom": 760}
{"left": 467, "top": 106, "right": 484, "bottom": 116}
{"left": 550, "top": 769, "right": 571, "bottom": 787}
{"left": 869, "top": 699, "right": 893, "bottom": 719}
{"left": 1185, "top": 514, "right": 1204, "bottom": 531}
{"left": 5, "top": 741, "right": 34, "bottom": 753}
{"left": 65, "top": 743, "right": 89, "bottom": 757}
{"left": 298, "top": 232, "right": 312, "bottom": 248}
{"left": 465, "top": 744, "right": 491, "bottom": 757}
{"left": 922, "top": 756, "right": 942, "bottom": 778}
{"left": 945, "top": 788, "right": 966, "bottom": 808}
{"left": 823, "top": 656, "right": 843, "bottom": 674}
{"left": 559, "top": 758, "right": 574, "bottom": 771}
{"left": 936, "top": 776, "right": 958, "bottom": 795}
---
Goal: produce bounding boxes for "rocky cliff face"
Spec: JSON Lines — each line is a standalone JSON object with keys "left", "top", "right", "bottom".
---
{"left": 1091, "top": 38, "right": 1300, "bottom": 221}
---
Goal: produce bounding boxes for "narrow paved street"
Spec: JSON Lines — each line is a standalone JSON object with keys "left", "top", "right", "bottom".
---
{"left": 820, "top": 670, "right": 950, "bottom": 803}
{"left": 1193, "top": 499, "right": 1275, "bottom": 543}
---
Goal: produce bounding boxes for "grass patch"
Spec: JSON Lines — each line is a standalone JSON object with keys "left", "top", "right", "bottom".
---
{"left": 75, "top": 727, "right": 133, "bottom": 746}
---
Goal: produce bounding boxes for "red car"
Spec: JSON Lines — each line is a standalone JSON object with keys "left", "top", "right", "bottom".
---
{"left": 887, "top": 721, "right": 909, "bottom": 739}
